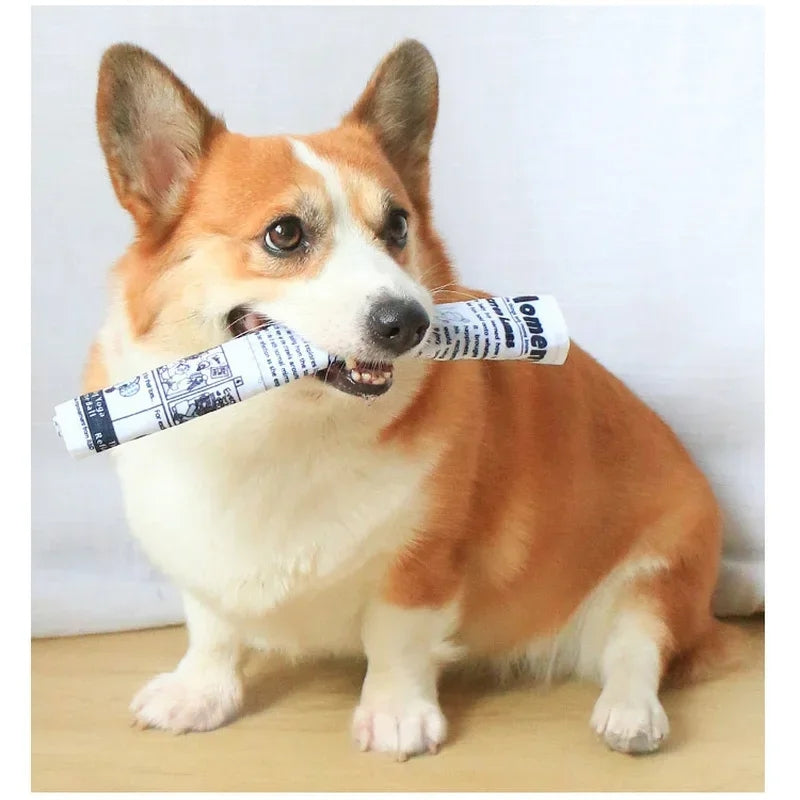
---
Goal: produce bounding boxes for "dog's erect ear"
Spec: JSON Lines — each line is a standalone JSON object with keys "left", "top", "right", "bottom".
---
{"left": 96, "top": 44, "right": 225, "bottom": 232}
{"left": 345, "top": 40, "right": 438, "bottom": 207}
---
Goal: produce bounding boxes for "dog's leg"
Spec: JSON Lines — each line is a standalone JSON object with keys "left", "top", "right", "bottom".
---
{"left": 590, "top": 607, "right": 670, "bottom": 754}
{"left": 352, "top": 600, "right": 457, "bottom": 760}
{"left": 130, "top": 592, "right": 243, "bottom": 733}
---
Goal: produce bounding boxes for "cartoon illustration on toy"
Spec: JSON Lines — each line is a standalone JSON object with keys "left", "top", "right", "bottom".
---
{"left": 436, "top": 308, "right": 471, "bottom": 328}
{"left": 170, "top": 387, "right": 237, "bottom": 424}
{"left": 104, "top": 376, "right": 141, "bottom": 398}
{"left": 157, "top": 348, "right": 232, "bottom": 399}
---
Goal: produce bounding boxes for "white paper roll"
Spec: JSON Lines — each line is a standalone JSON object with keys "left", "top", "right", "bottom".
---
{"left": 53, "top": 295, "right": 569, "bottom": 459}
{"left": 420, "top": 295, "right": 570, "bottom": 364}
{"left": 53, "top": 323, "right": 330, "bottom": 459}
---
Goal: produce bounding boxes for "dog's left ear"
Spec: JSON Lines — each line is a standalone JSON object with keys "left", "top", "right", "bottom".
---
{"left": 344, "top": 40, "right": 438, "bottom": 207}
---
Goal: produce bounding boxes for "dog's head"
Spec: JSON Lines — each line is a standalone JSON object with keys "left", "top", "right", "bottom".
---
{"left": 97, "top": 41, "right": 454, "bottom": 399}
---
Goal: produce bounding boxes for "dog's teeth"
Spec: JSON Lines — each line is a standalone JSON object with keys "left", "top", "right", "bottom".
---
{"left": 343, "top": 362, "right": 393, "bottom": 388}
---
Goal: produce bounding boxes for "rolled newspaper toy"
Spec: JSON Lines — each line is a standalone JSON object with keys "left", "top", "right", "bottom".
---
{"left": 53, "top": 295, "right": 569, "bottom": 458}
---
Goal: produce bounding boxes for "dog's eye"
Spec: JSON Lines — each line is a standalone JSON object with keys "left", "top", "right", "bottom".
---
{"left": 385, "top": 209, "right": 409, "bottom": 248}
{"left": 264, "top": 216, "right": 303, "bottom": 253}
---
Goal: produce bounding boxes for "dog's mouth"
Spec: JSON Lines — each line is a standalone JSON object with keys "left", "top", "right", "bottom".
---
{"left": 317, "top": 357, "right": 394, "bottom": 397}
{"left": 226, "top": 307, "right": 273, "bottom": 338}
{"left": 225, "top": 306, "right": 394, "bottom": 398}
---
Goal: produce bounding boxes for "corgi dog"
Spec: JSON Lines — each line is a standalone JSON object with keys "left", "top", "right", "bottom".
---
{"left": 85, "top": 40, "right": 729, "bottom": 759}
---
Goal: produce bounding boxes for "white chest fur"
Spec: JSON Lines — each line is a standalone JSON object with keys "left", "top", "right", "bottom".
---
{"left": 110, "top": 361, "right": 433, "bottom": 655}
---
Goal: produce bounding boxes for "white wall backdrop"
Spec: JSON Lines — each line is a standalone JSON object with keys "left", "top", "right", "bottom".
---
{"left": 31, "top": 5, "right": 764, "bottom": 636}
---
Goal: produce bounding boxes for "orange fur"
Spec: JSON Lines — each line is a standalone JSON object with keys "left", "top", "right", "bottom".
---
{"left": 82, "top": 339, "right": 109, "bottom": 392}
{"left": 381, "top": 334, "right": 724, "bottom": 670}
{"left": 664, "top": 619, "right": 748, "bottom": 688}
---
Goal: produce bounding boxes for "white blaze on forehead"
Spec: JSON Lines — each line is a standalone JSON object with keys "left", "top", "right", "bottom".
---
{"left": 289, "top": 138, "right": 355, "bottom": 232}
{"left": 289, "top": 138, "right": 391, "bottom": 241}
{"left": 253, "top": 137, "right": 432, "bottom": 358}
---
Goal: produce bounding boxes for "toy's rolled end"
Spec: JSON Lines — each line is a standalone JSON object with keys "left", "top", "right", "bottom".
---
{"left": 421, "top": 294, "right": 571, "bottom": 364}
{"left": 52, "top": 401, "right": 93, "bottom": 459}
{"left": 531, "top": 295, "right": 570, "bottom": 365}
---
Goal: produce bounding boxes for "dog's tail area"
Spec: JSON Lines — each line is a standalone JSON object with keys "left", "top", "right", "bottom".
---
{"left": 664, "top": 618, "right": 754, "bottom": 688}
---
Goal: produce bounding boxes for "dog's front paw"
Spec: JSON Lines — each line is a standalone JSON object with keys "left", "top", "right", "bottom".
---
{"left": 590, "top": 690, "right": 670, "bottom": 754}
{"left": 352, "top": 698, "right": 447, "bottom": 760}
{"left": 130, "top": 669, "right": 242, "bottom": 733}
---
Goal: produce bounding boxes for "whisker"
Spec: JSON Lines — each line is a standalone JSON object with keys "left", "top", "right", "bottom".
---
{"left": 429, "top": 280, "right": 460, "bottom": 293}
{"left": 415, "top": 263, "right": 446, "bottom": 285}
{"left": 224, "top": 311, "right": 273, "bottom": 340}
{"left": 431, "top": 287, "right": 484, "bottom": 302}
{"left": 417, "top": 262, "right": 456, "bottom": 286}
{"left": 154, "top": 310, "right": 205, "bottom": 328}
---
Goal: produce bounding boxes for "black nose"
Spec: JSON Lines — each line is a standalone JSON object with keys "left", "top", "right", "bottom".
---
{"left": 366, "top": 297, "right": 430, "bottom": 356}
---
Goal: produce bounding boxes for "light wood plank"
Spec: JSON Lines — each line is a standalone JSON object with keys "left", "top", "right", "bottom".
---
{"left": 32, "top": 618, "right": 764, "bottom": 792}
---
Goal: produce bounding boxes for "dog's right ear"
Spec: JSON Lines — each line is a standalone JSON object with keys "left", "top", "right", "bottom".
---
{"left": 96, "top": 44, "right": 225, "bottom": 233}
{"left": 344, "top": 40, "right": 438, "bottom": 210}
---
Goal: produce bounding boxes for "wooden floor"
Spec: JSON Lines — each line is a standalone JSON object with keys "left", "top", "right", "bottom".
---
{"left": 31, "top": 618, "right": 764, "bottom": 792}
